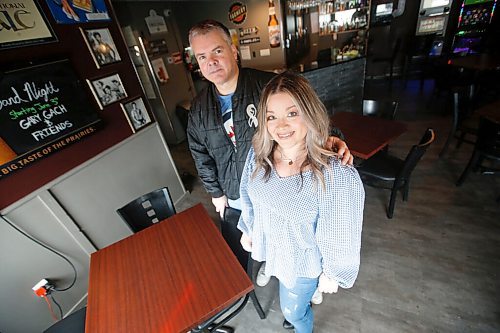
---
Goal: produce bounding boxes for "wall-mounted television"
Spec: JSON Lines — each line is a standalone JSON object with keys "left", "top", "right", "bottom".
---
{"left": 376, "top": 3, "right": 393, "bottom": 16}
{"left": 422, "top": 0, "right": 451, "bottom": 9}
{"left": 371, "top": 2, "right": 394, "bottom": 26}
{"left": 452, "top": 36, "right": 482, "bottom": 54}
{"left": 417, "top": 15, "right": 447, "bottom": 34}
{"left": 464, "top": 0, "right": 494, "bottom": 5}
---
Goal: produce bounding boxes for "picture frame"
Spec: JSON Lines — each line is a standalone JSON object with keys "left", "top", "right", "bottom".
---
{"left": 45, "top": 0, "right": 111, "bottom": 24}
{"left": 87, "top": 73, "right": 127, "bottom": 109}
{"left": 81, "top": 27, "right": 121, "bottom": 68}
{"left": 121, "top": 97, "right": 152, "bottom": 133}
{"left": 0, "top": 59, "right": 101, "bottom": 178}
{"left": 0, "top": 0, "right": 57, "bottom": 50}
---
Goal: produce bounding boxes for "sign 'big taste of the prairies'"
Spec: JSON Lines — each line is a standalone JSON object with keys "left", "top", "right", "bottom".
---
{"left": 0, "top": 59, "right": 101, "bottom": 178}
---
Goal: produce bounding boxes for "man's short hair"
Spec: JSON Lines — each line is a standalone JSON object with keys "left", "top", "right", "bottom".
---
{"left": 188, "top": 19, "right": 232, "bottom": 47}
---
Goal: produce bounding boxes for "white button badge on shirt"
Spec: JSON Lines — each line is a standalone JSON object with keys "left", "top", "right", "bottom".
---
{"left": 246, "top": 104, "right": 258, "bottom": 128}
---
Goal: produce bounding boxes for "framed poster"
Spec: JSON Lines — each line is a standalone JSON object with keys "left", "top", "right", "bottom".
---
{"left": 121, "top": 97, "right": 152, "bottom": 133}
{"left": 0, "top": 59, "right": 101, "bottom": 178}
{"left": 88, "top": 73, "right": 127, "bottom": 109}
{"left": 45, "top": 0, "right": 111, "bottom": 24}
{"left": 0, "top": 0, "right": 57, "bottom": 50}
{"left": 81, "top": 27, "right": 121, "bottom": 68}
{"left": 151, "top": 58, "right": 169, "bottom": 83}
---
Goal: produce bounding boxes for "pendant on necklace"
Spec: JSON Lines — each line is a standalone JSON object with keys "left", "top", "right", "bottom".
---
{"left": 288, "top": 160, "right": 293, "bottom": 166}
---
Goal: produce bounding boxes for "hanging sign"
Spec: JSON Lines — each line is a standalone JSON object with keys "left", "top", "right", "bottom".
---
{"left": 240, "top": 37, "right": 260, "bottom": 45}
{"left": 145, "top": 10, "right": 168, "bottom": 34}
{"left": 228, "top": 2, "right": 247, "bottom": 25}
{"left": 239, "top": 26, "right": 259, "bottom": 37}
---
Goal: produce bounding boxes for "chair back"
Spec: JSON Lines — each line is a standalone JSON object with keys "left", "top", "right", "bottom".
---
{"left": 397, "top": 128, "right": 435, "bottom": 182}
{"left": 44, "top": 307, "right": 86, "bottom": 333}
{"left": 476, "top": 117, "right": 500, "bottom": 156}
{"left": 453, "top": 86, "right": 476, "bottom": 126}
{"left": 390, "top": 37, "right": 402, "bottom": 61}
{"left": 222, "top": 207, "right": 249, "bottom": 272}
{"left": 117, "top": 187, "right": 176, "bottom": 233}
{"left": 362, "top": 99, "right": 398, "bottom": 120}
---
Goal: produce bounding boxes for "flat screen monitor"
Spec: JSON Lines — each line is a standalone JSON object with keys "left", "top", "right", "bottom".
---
{"left": 417, "top": 16, "right": 446, "bottom": 34}
{"left": 464, "top": 0, "right": 494, "bottom": 5}
{"left": 459, "top": 5, "right": 494, "bottom": 27}
{"left": 452, "top": 36, "right": 482, "bottom": 54}
{"left": 422, "top": 0, "right": 451, "bottom": 9}
{"left": 376, "top": 3, "right": 393, "bottom": 16}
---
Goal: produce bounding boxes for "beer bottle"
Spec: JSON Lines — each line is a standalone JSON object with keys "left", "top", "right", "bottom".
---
{"left": 268, "top": 0, "right": 281, "bottom": 48}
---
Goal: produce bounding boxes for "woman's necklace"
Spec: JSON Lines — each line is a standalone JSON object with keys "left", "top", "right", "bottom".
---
{"left": 277, "top": 147, "right": 296, "bottom": 166}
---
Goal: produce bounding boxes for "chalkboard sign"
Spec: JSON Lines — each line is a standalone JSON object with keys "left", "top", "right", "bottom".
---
{"left": 0, "top": 59, "right": 101, "bottom": 178}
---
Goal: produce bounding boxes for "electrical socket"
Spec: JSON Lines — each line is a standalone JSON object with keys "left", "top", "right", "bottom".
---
{"left": 32, "top": 278, "right": 54, "bottom": 297}
{"left": 33, "top": 279, "right": 49, "bottom": 291}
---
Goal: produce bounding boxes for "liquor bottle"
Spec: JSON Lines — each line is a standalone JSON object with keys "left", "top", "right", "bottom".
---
{"left": 268, "top": 0, "right": 281, "bottom": 48}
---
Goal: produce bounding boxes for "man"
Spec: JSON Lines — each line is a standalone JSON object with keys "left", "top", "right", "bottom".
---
{"left": 92, "top": 32, "right": 116, "bottom": 64}
{"left": 130, "top": 102, "right": 146, "bottom": 127}
{"left": 186, "top": 20, "right": 352, "bottom": 328}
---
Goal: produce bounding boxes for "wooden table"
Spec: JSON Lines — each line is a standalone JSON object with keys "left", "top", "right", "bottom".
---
{"left": 476, "top": 99, "right": 500, "bottom": 124}
{"left": 86, "top": 203, "right": 253, "bottom": 333}
{"left": 331, "top": 112, "right": 408, "bottom": 159}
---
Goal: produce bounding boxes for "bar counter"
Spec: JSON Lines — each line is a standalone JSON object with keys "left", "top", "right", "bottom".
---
{"left": 299, "top": 56, "right": 366, "bottom": 114}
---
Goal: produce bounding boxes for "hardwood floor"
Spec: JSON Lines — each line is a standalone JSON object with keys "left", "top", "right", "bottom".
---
{"left": 169, "top": 78, "right": 500, "bottom": 332}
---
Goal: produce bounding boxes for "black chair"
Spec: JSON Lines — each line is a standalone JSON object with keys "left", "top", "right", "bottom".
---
{"left": 191, "top": 207, "right": 266, "bottom": 333}
{"left": 456, "top": 117, "right": 500, "bottom": 186}
{"left": 44, "top": 307, "right": 86, "bottom": 333}
{"left": 362, "top": 99, "right": 398, "bottom": 120}
{"left": 117, "top": 187, "right": 176, "bottom": 233}
{"left": 360, "top": 99, "right": 399, "bottom": 157}
{"left": 221, "top": 207, "right": 266, "bottom": 319}
{"left": 357, "top": 128, "right": 436, "bottom": 218}
{"left": 439, "top": 86, "right": 479, "bottom": 157}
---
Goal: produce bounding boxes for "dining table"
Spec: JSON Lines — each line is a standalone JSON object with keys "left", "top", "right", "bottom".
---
{"left": 85, "top": 203, "right": 253, "bottom": 333}
{"left": 331, "top": 111, "right": 408, "bottom": 159}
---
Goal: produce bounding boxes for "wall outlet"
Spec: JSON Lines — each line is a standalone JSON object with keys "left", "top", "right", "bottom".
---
{"left": 32, "top": 279, "right": 53, "bottom": 297}
{"left": 32, "top": 279, "right": 49, "bottom": 291}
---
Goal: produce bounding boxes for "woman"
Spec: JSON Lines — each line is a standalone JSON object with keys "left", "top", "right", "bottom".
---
{"left": 238, "top": 72, "right": 364, "bottom": 333}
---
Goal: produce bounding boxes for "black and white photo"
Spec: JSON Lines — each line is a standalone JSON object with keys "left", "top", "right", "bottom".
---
{"left": 121, "top": 97, "right": 152, "bottom": 132}
{"left": 88, "top": 73, "right": 127, "bottom": 109}
{"left": 81, "top": 27, "right": 121, "bottom": 68}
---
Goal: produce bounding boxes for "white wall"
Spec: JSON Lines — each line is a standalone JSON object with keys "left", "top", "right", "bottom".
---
{"left": 0, "top": 124, "right": 186, "bottom": 332}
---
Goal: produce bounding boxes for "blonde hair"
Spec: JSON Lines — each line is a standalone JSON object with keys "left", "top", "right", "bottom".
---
{"left": 252, "top": 71, "right": 336, "bottom": 187}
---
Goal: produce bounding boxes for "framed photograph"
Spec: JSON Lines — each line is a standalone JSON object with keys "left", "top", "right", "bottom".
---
{"left": 0, "top": 0, "right": 57, "bottom": 50}
{"left": 45, "top": 0, "right": 111, "bottom": 24}
{"left": 87, "top": 74, "right": 127, "bottom": 109}
{"left": 81, "top": 28, "right": 121, "bottom": 68}
{"left": 121, "top": 97, "right": 152, "bottom": 132}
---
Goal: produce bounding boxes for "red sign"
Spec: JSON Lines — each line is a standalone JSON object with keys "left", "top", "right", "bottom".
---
{"left": 228, "top": 2, "right": 247, "bottom": 25}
